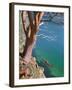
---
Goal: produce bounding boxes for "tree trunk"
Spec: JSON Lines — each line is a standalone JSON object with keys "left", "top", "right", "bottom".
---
{"left": 23, "top": 32, "right": 36, "bottom": 63}
{"left": 21, "top": 11, "right": 44, "bottom": 64}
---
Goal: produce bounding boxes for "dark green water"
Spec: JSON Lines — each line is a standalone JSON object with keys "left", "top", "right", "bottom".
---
{"left": 32, "top": 21, "right": 64, "bottom": 77}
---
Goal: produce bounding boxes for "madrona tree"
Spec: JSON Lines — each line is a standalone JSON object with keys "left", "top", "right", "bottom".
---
{"left": 20, "top": 11, "right": 44, "bottom": 64}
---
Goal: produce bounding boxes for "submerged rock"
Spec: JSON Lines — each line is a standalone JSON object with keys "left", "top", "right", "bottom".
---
{"left": 19, "top": 57, "right": 45, "bottom": 79}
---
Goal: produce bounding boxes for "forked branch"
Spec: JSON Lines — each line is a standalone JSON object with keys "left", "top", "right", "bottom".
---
{"left": 35, "top": 12, "right": 44, "bottom": 27}
{"left": 21, "top": 11, "right": 44, "bottom": 37}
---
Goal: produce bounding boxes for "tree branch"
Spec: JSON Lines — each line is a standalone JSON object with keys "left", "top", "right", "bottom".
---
{"left": 38, "top": 12, "right": 44, "bottom": 25}
{"left": 34, "top": 12, "right": 44, "bottom": 32}
{"left": 27, "top": 12, "right": 44, "bottom": 35}
{"left": 21, "top": 11, "right": 28, "bottom": 36}
{"left": 27, "top": 11, "right": 34, "bottom": 29}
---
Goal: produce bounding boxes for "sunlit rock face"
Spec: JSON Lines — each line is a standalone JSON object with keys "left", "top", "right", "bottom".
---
{"left": 19, "top": 57, "right": 45, "bottom": 79}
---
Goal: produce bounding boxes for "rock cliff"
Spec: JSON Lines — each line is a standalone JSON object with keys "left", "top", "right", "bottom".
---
{"left": 19, "top": 57, "right": 45, "bottom": 79}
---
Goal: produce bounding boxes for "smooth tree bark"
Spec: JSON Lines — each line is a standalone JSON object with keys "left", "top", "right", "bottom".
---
{"left": 21, "top": 11, "right": 44, "bottom": 64}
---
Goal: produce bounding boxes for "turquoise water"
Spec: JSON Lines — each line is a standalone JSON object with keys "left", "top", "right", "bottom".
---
{"left": 32, "top": 21, "right": 64, "bottom": 77}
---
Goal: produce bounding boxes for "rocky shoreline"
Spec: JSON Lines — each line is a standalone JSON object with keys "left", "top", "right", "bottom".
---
{"left": 19, "top": 57, "right": 45, "bottom": 79}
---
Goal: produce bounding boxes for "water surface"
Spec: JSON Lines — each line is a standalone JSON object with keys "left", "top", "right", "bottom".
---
{"left": 32, "top": 21, "right": 64, "bottom": 77}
